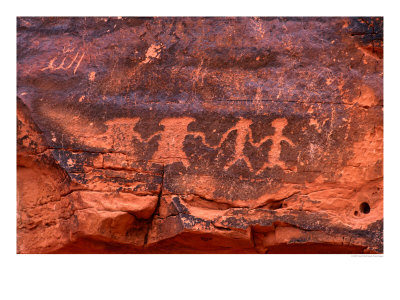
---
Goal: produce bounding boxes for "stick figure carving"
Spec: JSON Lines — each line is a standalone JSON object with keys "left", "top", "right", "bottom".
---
{"left": 216, "top": 118, "right": 256, "bottom": 171}
{"left": 106, "top": 116, "right": 294, "bottom": 172}
{"left": 255, "top": 118, "right": 294, "bottom": 174}
{"left": 216, "top": 117, "right": 294, "bottom": 173}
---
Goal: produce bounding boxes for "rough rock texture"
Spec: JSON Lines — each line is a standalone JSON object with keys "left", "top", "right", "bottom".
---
{"left": 17, "top": 17, "right": 383, "bottom": 254}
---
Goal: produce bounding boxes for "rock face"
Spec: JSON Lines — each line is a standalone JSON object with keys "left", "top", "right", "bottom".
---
{"left": 17, "top": 17, "right": 383, "bottom": 254}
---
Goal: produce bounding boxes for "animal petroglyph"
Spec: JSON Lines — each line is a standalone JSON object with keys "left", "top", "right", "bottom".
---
{"left": 41, "top": 49, "right": 85, "bottom": 74}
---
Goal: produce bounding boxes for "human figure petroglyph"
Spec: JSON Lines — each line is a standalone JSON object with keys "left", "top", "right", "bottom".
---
{"left": 105, "top": 117, "right": 145, "bottom": 153}
{"left": 215, "top": 117, "right": 256, "bottom": 171}
{"left": 255, "top": 118, "right": 294, "bottom": 174}
{"left": 215, "top": 117, "right": 294, "bottom": 173}
{"left": 111, "top": 116, "right": 294, "bottom": 172}
{"left": 149, "top": 117, "right": 212, "bottom": 168}
{"left": 105, "top": 117, "right": 212, "bottom": 164}
{"left": 57, "top": 113, "right": 294, "bottom": 172}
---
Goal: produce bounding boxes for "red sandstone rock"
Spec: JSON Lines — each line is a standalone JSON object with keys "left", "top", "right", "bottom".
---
{"left": 17, "top": 17, "right": 383, "bottom": 253}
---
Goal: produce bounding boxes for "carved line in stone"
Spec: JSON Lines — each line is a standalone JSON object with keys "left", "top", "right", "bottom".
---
{"left": 212, "top": 117, "right": 294, "bottom": 172}
{"left": 107, "top": 117, "right": 294, "bottom": 171}
{"left": 54, "top": 114, "right": 294, "bottom": 172}
{"left": 41, "top": 49, "right": 85, "bottom": 74}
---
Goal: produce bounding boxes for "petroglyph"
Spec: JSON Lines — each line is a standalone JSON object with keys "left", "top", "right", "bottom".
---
{"left": 105, "top": 118, "right": 143, "bottom": 154}
{"left": 103, "top": 116, "right": 294, "bottom": 173}
{"left": 73, "top": 52, "right": 85, "bottom": 74}
{"left": 150, "top": 117, "right": 211, "bottom": 168}
{"left": 216, "top": 118, "right": 256, "bottom": 171}
{"left": 43, "top": 109, "right": 295, "bottom": 172}
{"left": 215, "top": 117, "right": 294, "bottom": 173}
{"left": 255, "top": 118, "right": 294, "bottom": 174}
{"left": 41, "top": 49, "right": 85, "bottom": 74}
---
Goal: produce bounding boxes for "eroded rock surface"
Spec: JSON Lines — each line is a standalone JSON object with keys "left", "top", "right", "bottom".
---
{"left": 17, "top": 17, "right": 383, "bottom": 253}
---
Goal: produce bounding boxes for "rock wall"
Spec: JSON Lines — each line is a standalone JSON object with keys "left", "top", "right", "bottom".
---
{"left": 17, "top": 17, "right": 383, "bottom": 253}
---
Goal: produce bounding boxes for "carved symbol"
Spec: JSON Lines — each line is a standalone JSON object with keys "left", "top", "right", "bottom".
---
{"left": 150, "top": 117, "right": 210, "bottom": 168}
{"left": 109, "top": 117, "right": 294, "bottom": 172}
{"left": 51, "top": 112, "right": 294, "bottom": 173}
{"left": 41, "top": 49, "right": 85, "bottom": 74}
{"left": 216, "top": 118, "right": 256, "bottom": 171}
{"left": 255, "top": 118, "right": 294, "bottom": 174}
{"left": 215, "top": 117, "right": 294, "bottom": 173}
{"left": 105, "top": 117, "right": 144, "bottom": 153}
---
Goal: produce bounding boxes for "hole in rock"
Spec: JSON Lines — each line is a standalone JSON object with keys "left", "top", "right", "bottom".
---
{"left": 266, "top": 201, "right": 284, "bottom": 210}
{"left": 359, "top": 202, "right": 370, "bottom": 214}
{"left": 354, "top": 211, "right": 359, "bottom": 216}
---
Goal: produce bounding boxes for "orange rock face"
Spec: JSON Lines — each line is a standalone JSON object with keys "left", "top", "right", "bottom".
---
{"left": 17, "top": 17, "right": 383, "bottom": 253}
